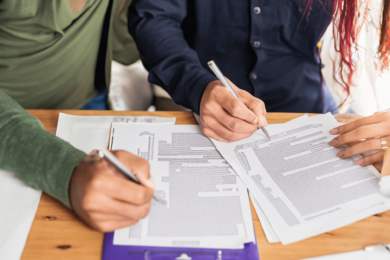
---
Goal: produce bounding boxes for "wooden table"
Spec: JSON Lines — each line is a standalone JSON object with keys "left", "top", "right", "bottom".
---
{"left": 21, "top": 110, "right": 390, "bottom": 260}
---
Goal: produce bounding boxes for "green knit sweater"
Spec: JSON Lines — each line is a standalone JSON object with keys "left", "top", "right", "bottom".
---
{"left": 0, "top": 90, "right": 86, "bottom": 207}
{"left": 0, "top": 0, "right": 139, "bottom": 207}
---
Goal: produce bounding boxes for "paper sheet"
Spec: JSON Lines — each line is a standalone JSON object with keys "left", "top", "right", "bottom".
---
{"left": 193, "top": 113, "right": 305, "bottom": 243}
{"left": 211, "top": 113, "right": 390, "bottom": 244}
{"left": 56, "top": 113, "right": 176, "bottom": 153}
{"left": 0, "top": 170, "right": 42, "bottom": 260}
{"left": 249, "top": 116, "right": 310, "bottom": 243}
{"left": 110, "top": 124, "right": 255, "bottom": 249}
{"left": 250, "top": 193, "right": 279, "bottom": 243}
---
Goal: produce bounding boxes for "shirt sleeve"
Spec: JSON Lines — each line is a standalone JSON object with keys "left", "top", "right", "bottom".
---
{"left": 0, "top": 90, "right": 86, "bottom": 208}
{"left": 128, "top": 0, "right": 217, "bottom": 114}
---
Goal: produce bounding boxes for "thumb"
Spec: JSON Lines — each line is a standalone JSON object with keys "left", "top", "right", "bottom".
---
{"left": 226, "top": 78, "right": 267, "bottom": 126}
{"left": 137, "top": 173, "right": 156, "bottom": 190}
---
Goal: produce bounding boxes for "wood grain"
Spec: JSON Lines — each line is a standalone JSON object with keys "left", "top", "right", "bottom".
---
{"left": 21, "top": 110, "right": 390, "bottom": 260}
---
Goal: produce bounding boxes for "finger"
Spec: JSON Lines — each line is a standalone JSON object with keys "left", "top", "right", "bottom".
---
{"left": 88, "top": 212, "right": 132, "bottom": 222}
{"left": 111, "top": 151, "right": 155, "bottom": 189}
{"left": 92, "top": 219, "right": 140, "bottom": 233}
{"left": 232, "top": 86, "right": 267, "bottom": 126}
{"left": 214, "top": 86, "right": 258, "bottom": 124}
{"left": 329, "top": 112, "right": 388, "bottom": 135}
{"left": 86, "top": 193, "right": 152, "bottom": 220}
{"left": 93, "top": 174, "right": 154, "bottom": 205}
{"left": 346, "top": 141, "right": 361, "bottom": 147}
{"left": 336, "top": 137, "right": 390, "bottom": 159}
{"left": 202, "top": 114, "right": 254, "bottom": 142}
{"left": 211, "top": 105, "right": 258, "bottom": 134}
{"left": 330, "top": 123, "right": 388, "bottom": 148}
{"left": 240, "top": 92, "right": 267, "bottom": 126}
{"left": 347, "top": 137, "right": 379, "bottom": 147}
{"left": 334, "top": 114, "right": 363, "bottom": 124}
{"left": 355, "top": 151, "right": 386, "bottom": 166}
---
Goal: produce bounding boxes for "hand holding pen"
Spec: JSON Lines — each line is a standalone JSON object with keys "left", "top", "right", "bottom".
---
{"left": 69, "top": 149, "right": 157, "bottom": 232}
{"left": 199, "top": 61, "right": 269, "bottom": 142}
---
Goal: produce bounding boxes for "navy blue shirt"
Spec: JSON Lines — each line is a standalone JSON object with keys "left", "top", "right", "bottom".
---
{"left": 128, "top": 0, "right": 333, "bottom": 114}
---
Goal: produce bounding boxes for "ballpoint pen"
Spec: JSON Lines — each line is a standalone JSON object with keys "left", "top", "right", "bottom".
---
{"left": 95, "top": 147, "right": 167, "bottom": 206}
{"left": 207, "top": 60, "right": 271, "bottom": 140}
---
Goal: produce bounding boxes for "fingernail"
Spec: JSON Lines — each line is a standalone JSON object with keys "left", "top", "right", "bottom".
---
{"left": 337, "top": 151, "right": 345, "bottom": 158}
{"left": 253, "top": 117, "right": 258, "bottom": 124}
{"left": 329, "top": 128, "right": 339, "bottom": 135}
{"left": 329, "top": 139, "right": 338, "bottom": 146}
{"left": 356, "top": 158, "right": 364, "bottom": 166}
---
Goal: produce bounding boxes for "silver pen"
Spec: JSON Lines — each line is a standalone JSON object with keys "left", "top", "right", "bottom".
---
{"left": 207, "top": 60, "right": 271, "bottom": 140}
{"left": 97, "top": 147, "right": 167, "bottom": 206}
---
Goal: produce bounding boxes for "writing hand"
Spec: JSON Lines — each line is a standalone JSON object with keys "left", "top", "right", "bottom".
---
{"left": 200, "top": 79, "right": 267, "bottom": 142}
{"left": 70, "top": 150, "right": 155, "bottom": 232}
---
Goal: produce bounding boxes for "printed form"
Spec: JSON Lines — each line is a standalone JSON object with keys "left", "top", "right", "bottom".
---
{"left": 212, "top": 113, "right": 390, "bottom": 244}
{"left": 56, "top": 113, "right": 176, "bottom": 153}
{"left": 110, "top": 124, "right": 255, "bottom": 249}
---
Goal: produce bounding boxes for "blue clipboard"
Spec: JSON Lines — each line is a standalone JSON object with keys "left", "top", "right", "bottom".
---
{"left": 102, "top": 232, "right": 259, "bottom": 260}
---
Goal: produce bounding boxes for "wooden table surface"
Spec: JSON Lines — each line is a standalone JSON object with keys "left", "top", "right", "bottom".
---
{"left": 21, "top": 110, "right": 390, "bottom": 260}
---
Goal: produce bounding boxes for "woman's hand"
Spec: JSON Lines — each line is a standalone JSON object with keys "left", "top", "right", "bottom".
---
{"left": 329, "top": 112, "right": 390, "bottom": 172}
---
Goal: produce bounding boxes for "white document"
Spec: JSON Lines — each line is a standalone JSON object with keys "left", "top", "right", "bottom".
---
{"left": 301, "top": 244, "right": 390, "bottom": 260}
{"left": 56, "top": 113, "right": 176, "bottom": 153}
{"left": 110, "top": 124, "right": 255, "bottom": 249}
{"left": 0, "top": 170, "right": 42, "bottom": 260}
{"left": 211, "top": 113, "right": 390, "bottom": 244}
{"left": 249, "top": 116, "right": 310, "bottom": 243}
{"left": 194, "top": 113, "right": 307, "bottom": 244}
{"left": 250, "top": 193, "right": 279, "bottom": 243}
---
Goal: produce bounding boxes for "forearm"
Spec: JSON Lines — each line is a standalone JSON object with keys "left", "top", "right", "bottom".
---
{"left": 128, "top": 0, "right": 216, "bottom": 113}
{"left": 0, "top": 91, "right": 86, "bottom": 207}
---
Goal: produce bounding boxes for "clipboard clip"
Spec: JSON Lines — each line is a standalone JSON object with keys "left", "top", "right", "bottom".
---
{"left": 175, "top": 251, "right": 222, "bottom": 260}
{"left": 143, "top": 250, "right": 223, "bottom": 260}
{"left": 176, "top": 253, "right": 192, "bottom": 260}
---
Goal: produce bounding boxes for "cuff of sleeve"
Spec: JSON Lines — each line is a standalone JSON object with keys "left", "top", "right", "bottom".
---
{"left": 188, "top": 75, "right": 217, "bottom": 114}
{"left": 56, "top": 148, "right": 87, "bottom": 208}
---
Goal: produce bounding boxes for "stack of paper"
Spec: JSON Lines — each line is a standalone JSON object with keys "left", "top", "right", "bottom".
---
{"left": 57, "top": 114, "right": 256, "bottom": 249}
{"left": 56, "top": 113, "right": 176, "bottom": 153}
{"left": 210, "top": 113, "right": 390, "bottom": 244}
{"left": 110, "top": 124, "right": 256, "bottom": 249}
{"left": 58, "top": 112, "right": 390, "bottom": 247}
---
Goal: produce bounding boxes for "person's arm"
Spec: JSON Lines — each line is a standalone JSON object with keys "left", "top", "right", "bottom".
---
{"left": 0, "top": 90, "right": 155, "bottom": 232}
{"left": 0, "top": 90, "right": 86, "bottom": 207}
{"left": 128, "top": 0, "right": 216, "bottom": 114}
{"left": 128, "top": 1, "right": 267, "bottom": 142}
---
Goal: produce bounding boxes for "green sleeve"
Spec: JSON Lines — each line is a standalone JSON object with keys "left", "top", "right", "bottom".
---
{"left": 111, "top": 0, "right": 140, "bottom": 65}
{"left": 0, "top": 90, "right": 86, "bottom": 207}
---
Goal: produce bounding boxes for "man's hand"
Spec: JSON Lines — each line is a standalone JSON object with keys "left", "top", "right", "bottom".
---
{"left": 70, "top": 150, "right": 155, "bottom": 232}
{"left": 200, "top": 80, "right": 267, "bottom": 142}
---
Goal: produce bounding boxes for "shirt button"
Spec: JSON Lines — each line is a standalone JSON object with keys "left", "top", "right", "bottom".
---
{"left": 254, "top": 41, "right": 260, "bottom": 48}
{"left": 254, "top": 7, "right": 261, "bottom": 14}
{"left": 251, "top": 73, "right": 257, "bottom": 80}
